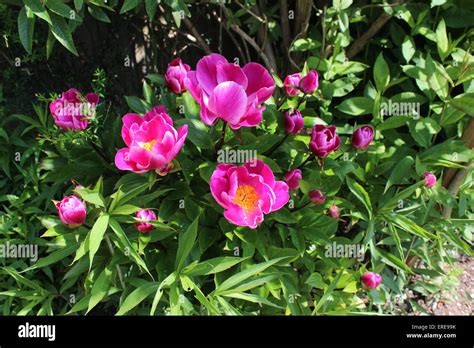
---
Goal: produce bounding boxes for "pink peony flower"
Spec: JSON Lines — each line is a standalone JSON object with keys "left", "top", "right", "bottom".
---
{"left": 283, "top": 73, "right": 302, "bottom": 96}
{"left": 310, "top": 190, "right": 326, "bottom": 205}
{"left": 423, "top": 172, "right": 437, "bottom": 187}
{"left": 299, "top": 70, "right": 319, "bottom": 93}
{"left": 328, "top": 204, "right": 340, "bottom": 218}
{"left": 115, "top": 105, "right": 188, "bottom": 175}
{"left": 352, "top": 126, "right": 374, "bottom": 150}
{"left": 284, "top": 109, "right": 304, "bottom": 135}
{"left": 361, "top": 272, "right": 382, "bottom": 289}
{"left": 210, "top": 159, "right": 289, "bottom": 229}
{"left": 55, "top": 195, "right": 86, "bottom": 228}
{"left": 50, "top": 88, "right": 99, "bottom": 131}
{"left": 135, "top": 209, "right": 156, "bottom": 233}
{"left": 184, "top": 53, "right": 275, "bottom": 129}
{"left": 165, "top": 58, "right": 190, "bottom": 94}
{"left": 284, "top": 169, "right": 302, "bottom": 191}
{"left": 309, "top": 125, "right": 341, "bottom": 158}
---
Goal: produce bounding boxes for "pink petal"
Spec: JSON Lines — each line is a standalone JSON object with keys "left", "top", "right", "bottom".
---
{"left": 243, "top": 62, "right": 275, "bottom": 103}
{"left": 196, "top": 53, "right": 227, "bottom": 96}
{"left": 86, "top": 93, "right": 100, "bottom": 105}
{"left": 210, "top": 163, "right": 235, "bottom": 208}
{"left": 208, "top": 81, "right": 247, "bottom": 125}
{"left": 230, "top": 103, "right": 264, "bottom": 129}
{"left": 224, "top": 205, "right": 263, "bottom": 229}
{"left": 271, "top": 181, "right": 290, "bottom": 211}
{"left": 199, "top": 98, "right": 219, "bottom": 126}
{"left": 245, "top": 159, "right": 275, "bottom": 188}
{"left": 115, "top": 148, "right": 137, "bottom": 171}
{"left": 122, "top": 114, "right": 144, "bottom": 146}
{"left": 216, "top": 62, "right": 248, "bottom": 90}
{"left": 184, "top": 71, "right": 202, "bottom": 101}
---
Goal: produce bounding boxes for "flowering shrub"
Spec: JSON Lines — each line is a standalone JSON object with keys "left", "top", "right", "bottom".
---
{"left": 0, "top": 0, "right": 473, "bottom": 317}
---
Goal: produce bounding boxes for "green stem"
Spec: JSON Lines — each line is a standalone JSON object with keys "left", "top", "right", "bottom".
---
{"left": 263, "top": 133, "right": 289, "bottom": 156}
{"left": 296, "top": 153, "right": 316, "bottom": 170}
{"left": 214, "top": 121, "right": 227, "bottom": 155}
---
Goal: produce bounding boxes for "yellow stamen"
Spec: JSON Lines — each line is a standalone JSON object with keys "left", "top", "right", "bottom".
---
{"left": 233, "top": 185, "right": 259, "bottom": 212}
{"left": 140, "top": 139, "right": 157, "bottom": 151}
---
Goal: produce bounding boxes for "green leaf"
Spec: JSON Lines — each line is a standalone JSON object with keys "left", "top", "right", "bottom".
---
{"left": 74, "top": 0, "right": 83, "bottom": 11}
{"left": 313, "top": 271, "right": 343, "bottom": 314}
{"left": 425, "top": 54, "right": 449, "bottom": 100}
{"left": 374, "top": 53, "right": 390, "bottom": 92}
{"left": 88, "top": 213, "right": 109, "bottom": 268}
{"left": 378, "top": 115, "right": 410, "bottom": 131}
{"left": 384, "top": 156, "right": 414, "bottom": 193}
{"left": 146, "top": 73, "right": 165, "bottom": 85}
{"left": 290, "top": 38, "right": 321, "bottom": 52}
{"left": 346, "top": 177, "right": 372, "bottom": 219}
{"left": 218, "top": 274, "right": 278, "bottom": 295}
{"left": 270, "top": 208, "right": 298, "bottom": 224}
{"left": 18, "top": 6, "right": 35, "bottom": 54}
{"left": 124, "top": 96, "right": 149, "bottom": 114}
{"left": 183, "top": 256, "right": 248, "bottom": 276}
{"left": 46, "top": 29, "right": 56, "bottom": 59}
{"left": 384, "top": 213, "right": 438, "bottom": 240}
{"left": 172, "top": 11, "right": 182, "bottom": 27}
{"left": 150, "top": 272, "right": 176, "bottom": 315}
{"left": 182, "top": 91, "right": 199, "bottom": 119}
{"left": 174, "top": 118, "right": 213, "bottom": 149}
{"left": 120, "top": 0, "right": 142, "bottom": 14}
{"left": 110, "top": 204, "right": 140, "bottom": 215}
{"left": 145, "top": 0, "right": 157, "bottom": 19}
{"left": 175, "top": 216, "right": 199, "bottom": 272}
{"left": 108, "top": 218, "right": 151, "bottom": 275}
{"left": 376, "top": 248, "right": 413, "bottom": 273}
{"left": 336, "top": 97, "right": 374, "bottom": 116}
{"left": 49, "top": 13, "right": 78, "bottom": 56}
{"left": 25, "top": 242, "right": 80, "bottom": 271}
{"left": 408, "top": 118, "right": 441, "bottom": 148}
{"left": 88, "top": 5, "right": 111, "bottom": 23}
{"left": 46, "top": 0, "right": 78, "bottom": 20}
{"left": 213, "top": 257, "right": 288, "bottom": 295}
{"left": 75, "top": 187, "right": 105, "bottom": 207}
{"left": 305, "top": 273, "right": 326, "bottom": 289}
{"left": 116, "top": 282, "right": 159, "bottom": 315}
{"left": 435, "top": 19, "right": 449, "bottom": 61}
{"left": 379, "top": 182, "right": 424, "bottom": 213}
{"left": 401, "top": 35, "right": 416, "bottom": 63}
{"left": 24, "top": 0, "right": 52, "bottom": 25}
{"left": 447, "top": 93, "right": 474, "bottom": 117}
{"left": 87, "top": 265, "right": 113, "bottom": 313}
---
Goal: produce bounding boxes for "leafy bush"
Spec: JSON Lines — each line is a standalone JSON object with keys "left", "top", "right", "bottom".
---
{"left": 0, "top": 0, "right": 473, "bottom": 316}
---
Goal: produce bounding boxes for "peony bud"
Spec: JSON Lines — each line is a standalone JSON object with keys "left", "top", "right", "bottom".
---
{"left": 56, "top": 196, "right": 86, "bottom": 228}
{"left": 284, "top": 109, "right": 304, "bottom": 135}
{"left": 284, "top": 169, "right": 302, "bottom": 190}
{"left": 283, "top": 73, "right": 302, "bottom": 96}
{"left": 165, "top": 58, "right": 190, "bottom": 94}
{"left": 135, "top": 209, "right": 156, "bottom": 233}
{"left": 310, "top": 190, "right": 326, "bottom": 205}
{"left": 352, "top": 126, "right": 374, "bottom": 150}
{"left": 309, "top": 125, "right": 341, "bottom": 158}
{"left": 328, "top": 204, "right": 340, "bottom": 218}
{"left": 299, "top": 70, "right": 319, "bottom": 93}
{"left": 50, "top": 88, "right": 99, "bottom": 131}
{"left": 423, "top": 172, "right": 436, "bottom": 187}
{"left": 361, "top": 272, "right": 382, "bottom": 289}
